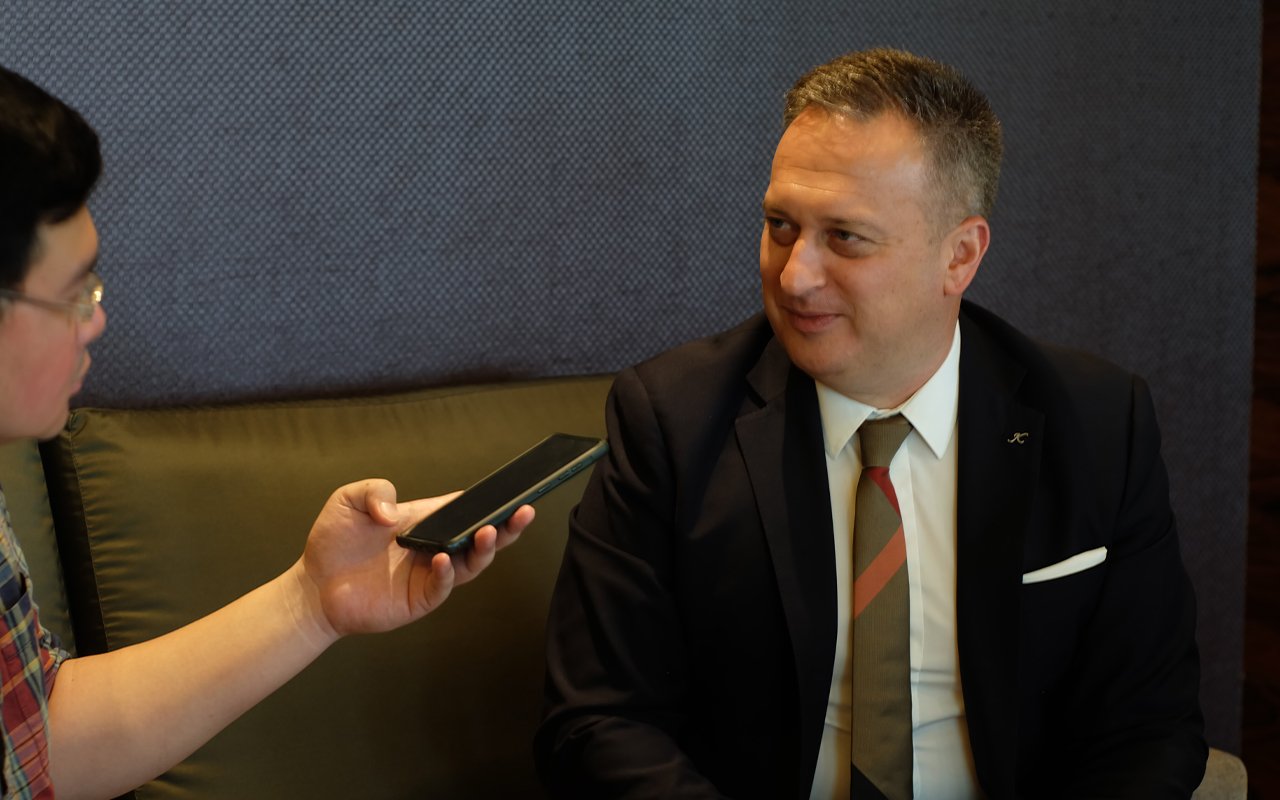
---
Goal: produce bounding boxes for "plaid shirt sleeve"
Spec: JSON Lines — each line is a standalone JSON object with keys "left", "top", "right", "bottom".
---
{"left": 0, "top": 487, "right": 65, "bottom": 799}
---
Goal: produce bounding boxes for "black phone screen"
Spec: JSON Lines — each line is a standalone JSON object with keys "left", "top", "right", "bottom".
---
{"left": 396, "top": 433, "right": 607, "bottom": 553}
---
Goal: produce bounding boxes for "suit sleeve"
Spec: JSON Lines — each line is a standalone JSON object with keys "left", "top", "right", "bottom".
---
{"left": 534, "top": 367, "right": 729, "bottom": 799}
{"left": 1054, "top": 375, "right": 1207, "bottom": 797}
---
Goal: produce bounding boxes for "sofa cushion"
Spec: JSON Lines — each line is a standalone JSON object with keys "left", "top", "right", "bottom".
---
{"left": 39, "top": 376, "right": 612, "bottom": 799}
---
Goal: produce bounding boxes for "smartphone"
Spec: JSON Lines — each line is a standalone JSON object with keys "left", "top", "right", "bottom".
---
{"left": 396, "top": 433, "right": 608, "bottom": 554}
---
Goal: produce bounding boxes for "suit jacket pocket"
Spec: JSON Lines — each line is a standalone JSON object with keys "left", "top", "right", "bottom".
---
{"left": 1021, "top": 546, "right": 1107, "bottom": 584}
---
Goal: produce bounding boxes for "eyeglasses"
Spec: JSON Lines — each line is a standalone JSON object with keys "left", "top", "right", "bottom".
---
{"left": 0, "top": 272, "right": 104, "bottom": 323}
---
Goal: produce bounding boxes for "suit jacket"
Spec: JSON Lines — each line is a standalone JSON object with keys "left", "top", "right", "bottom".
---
{"left": 536, "top": 301, "right": 1206, "bottom": 799}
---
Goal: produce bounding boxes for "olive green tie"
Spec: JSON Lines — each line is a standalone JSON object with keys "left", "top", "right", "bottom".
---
{"left": 850, "top": 415, "right": 913, "bottom": 799}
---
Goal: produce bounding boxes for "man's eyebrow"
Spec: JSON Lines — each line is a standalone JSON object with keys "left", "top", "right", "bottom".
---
{"left": 762, "top": 197, "right": 880, "bottom": 226}
{"left": 760, "top": 201, "right": 811, "bottom": 220}
{"left": 819, "top": 214, "right": 879, "bottom": 231}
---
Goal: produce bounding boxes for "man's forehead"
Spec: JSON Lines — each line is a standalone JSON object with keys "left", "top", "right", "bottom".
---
{"left": 766, "top": 110, "right": 931, "bottom": 211}
{"left": 774, "top": 107, "right": 927, "bottom": 170}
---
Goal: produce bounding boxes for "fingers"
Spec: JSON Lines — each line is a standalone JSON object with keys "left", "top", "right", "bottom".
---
{"left": 466, "top": 505, "right": 534, "bottom": 559}
{"left": 446, "top": 505, "right": 535, "bottom": 586}
{"left": 476, "top": 505, "right": 535, "bottom": 554}
{"left": 431, "top": 552, "right": 455, "bottom": 577}
{"left": 456, "top": 527, "right": 500, "bottom": 581}
{"left": 481, "top": 505, "right": 535, "bottom": 552}
{"left": 502, "top": 505, "right": 536, "bottom": 544}
{"left": 404, "top": 551, "right": 459, "bottom": 618}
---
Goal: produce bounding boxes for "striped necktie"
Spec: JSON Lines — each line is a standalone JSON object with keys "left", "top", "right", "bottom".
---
{"left": 850, "top": 414, "right": 913, "bottom": 799}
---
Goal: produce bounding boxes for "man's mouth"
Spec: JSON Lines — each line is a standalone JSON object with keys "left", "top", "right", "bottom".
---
{"left": 784, "top": 308, "right": 838, "bottom": 333}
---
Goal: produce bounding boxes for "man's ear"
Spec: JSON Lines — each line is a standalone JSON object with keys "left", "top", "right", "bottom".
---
{"left": 941, "top": 215, "right": 990, "bottom": 297}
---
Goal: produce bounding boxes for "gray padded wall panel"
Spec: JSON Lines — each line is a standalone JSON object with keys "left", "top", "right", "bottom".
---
{"left": 2, "top": 1, "right": 1256, "bottom": 752}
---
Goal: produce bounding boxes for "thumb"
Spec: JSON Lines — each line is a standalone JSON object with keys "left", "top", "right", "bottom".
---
{"left": 346, "top": 478, "right": 400, "bottom": 527}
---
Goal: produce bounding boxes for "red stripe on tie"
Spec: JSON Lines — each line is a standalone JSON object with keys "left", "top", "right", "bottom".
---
{"left": 866, "top": 467, "right": 901, "bottom": 515}
{"left": 853, "top": 525, "right": 906, "bottom": 618}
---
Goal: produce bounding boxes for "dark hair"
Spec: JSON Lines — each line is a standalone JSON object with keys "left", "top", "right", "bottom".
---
{"left": 784, "top": 48, "right": 1002, "bottom": 221}
{"left": 0, "top": 65, "right": 102, "bottom": 291}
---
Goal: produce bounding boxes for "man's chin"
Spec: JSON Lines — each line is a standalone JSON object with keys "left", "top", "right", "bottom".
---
{"left": 36, "top": 407, "right": 72, "bottom": 441}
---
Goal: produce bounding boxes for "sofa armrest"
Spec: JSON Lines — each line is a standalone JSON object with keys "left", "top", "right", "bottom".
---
{"left": 1192, "top": 748, "right": 1247, "bottom": 800}
{"left": 0, "top": 440, "right": 76, "bottom": 654}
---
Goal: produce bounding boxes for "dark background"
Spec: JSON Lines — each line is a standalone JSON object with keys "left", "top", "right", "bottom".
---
{"left": 1, "top": 0, "right": 1259, "bottom": 769}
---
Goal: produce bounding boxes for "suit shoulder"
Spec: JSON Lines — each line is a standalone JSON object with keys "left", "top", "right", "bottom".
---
{"left": 959, "top": 301, "right": 1168, "bottom": 537}
{"left": 961, "top": 300, "right": 1141, "bottom": 408}
{"left": 621, "top": 314, "right": 774, "bottom": 407}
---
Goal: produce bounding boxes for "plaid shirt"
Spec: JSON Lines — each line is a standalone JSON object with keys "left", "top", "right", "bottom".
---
{"left": 0, "top": 488, "right": 67, "bottom": 799}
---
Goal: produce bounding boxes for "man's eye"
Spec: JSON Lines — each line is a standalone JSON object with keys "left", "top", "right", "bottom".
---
{"left": 765, "top": 217, "right": 798, "bottom": 246}
{"left": 828, "top": 229, "right": 869, "bottom": 256}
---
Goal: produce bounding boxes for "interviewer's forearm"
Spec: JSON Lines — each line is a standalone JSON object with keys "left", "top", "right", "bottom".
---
{"left": 46, "top": 560, "right": 335, "bottom": 800}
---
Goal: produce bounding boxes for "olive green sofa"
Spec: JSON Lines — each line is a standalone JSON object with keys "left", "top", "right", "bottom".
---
{"left": 0, "top": 374, "right": 1246, "bottom": 799}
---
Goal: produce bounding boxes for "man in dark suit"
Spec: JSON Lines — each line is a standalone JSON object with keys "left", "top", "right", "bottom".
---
{"left": 535, "top": 49, "right": 1206, "bottom": 798}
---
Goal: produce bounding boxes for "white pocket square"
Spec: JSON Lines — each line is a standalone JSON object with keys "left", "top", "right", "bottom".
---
{"left": 1021, "top": 546, "right": 1108, "bottom": 584}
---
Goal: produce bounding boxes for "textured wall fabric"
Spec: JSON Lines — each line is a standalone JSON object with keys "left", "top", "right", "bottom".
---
{"left": 0, "top": 0, "right": 1257, "bottom": 752}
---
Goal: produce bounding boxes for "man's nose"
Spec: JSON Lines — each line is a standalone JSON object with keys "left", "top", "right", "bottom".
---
{"left": 778, "top": 237, "right": 825, "bottom": 296}
{"left": 78, "top": 302, "right": 106, "bottom": 345}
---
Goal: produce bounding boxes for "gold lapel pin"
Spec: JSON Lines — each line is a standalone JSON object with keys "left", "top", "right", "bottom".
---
{"left": 1007, "top": 432, "right": 1030, "bottom": 444}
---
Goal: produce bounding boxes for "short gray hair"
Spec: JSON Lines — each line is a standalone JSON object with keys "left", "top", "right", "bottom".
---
{"left": 784, "top": 48, "right": 1003, "bottom": 221}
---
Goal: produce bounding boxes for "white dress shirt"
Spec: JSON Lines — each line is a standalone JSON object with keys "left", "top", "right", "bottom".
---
{"left": 808, "top": 323, "right": 982, "bottom": 799}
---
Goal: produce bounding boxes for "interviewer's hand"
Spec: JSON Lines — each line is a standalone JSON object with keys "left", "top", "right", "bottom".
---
{"left": 287, "top": 479, "right": 535, "bottom": 643}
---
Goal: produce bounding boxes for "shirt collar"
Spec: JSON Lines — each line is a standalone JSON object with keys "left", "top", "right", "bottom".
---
{"left": 815, "top": 322, "right": 961, "bottom": 460}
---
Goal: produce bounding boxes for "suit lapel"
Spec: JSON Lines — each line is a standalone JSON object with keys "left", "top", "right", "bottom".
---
{"left": 955, "top": 311, "right": 1044, "bottom": 797}
{"left": 736, "top": 337, "right": 835, "bottom": 794}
